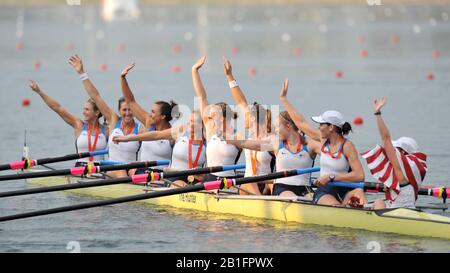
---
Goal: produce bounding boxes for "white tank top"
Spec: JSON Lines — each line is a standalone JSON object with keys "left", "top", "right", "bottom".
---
{"left": 170, "top": 131, "right": 206, "bottom": 170}
{"left": 319, "top": 139, "right": 350, "bottom": 177}
{"left": 139, "top": 127, "right": 172, "bottom": 170}
{"left": 108, "top": 118, "right": 141, "bottom": 163}
{"left": 206, "top": 132, "right": 241, "bottom": 177}
{"left": 75, "top": 122, "right": 108, "bottom": 162}
{"left": 244, "top": 149, "right": 275, "bottom": 177}
{"left": 275, "top": 141, "right": 314, "bottom": 186}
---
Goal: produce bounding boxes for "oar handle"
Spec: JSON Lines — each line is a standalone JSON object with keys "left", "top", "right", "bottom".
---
{"left": 328, "top": 181, "right": 365, "bottom": 189}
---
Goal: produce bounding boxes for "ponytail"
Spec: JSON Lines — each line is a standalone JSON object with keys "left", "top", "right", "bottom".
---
{"left": 337, "top": 122, "right": 352, "bottom": 135}
{"left": 156, "top": 100, "right": 179, "bottom": 122}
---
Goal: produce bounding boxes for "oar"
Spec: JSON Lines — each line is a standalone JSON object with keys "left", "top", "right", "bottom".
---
{"left": 0, "top": 167, "right": 319, "bottom": 222}
{"left": 327, "top": 181, "right": 449, "bottom": 200}
{"left": 0, "top": 160, "right": 169, "bottom": 182}
{"left": 0, "top": 150, "right": 109, "bottom": 171}
{"left": 0, "top": 164, "right": 246, "bottom": 198}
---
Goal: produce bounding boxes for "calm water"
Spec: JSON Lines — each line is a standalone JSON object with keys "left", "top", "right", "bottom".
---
{"left": 0, "top": 4, "right": 449, "bottom": 252}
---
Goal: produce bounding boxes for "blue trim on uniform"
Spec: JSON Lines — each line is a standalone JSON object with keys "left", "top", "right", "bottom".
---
{"left": 148, "top": 126, "right": 156, "bottom": 132}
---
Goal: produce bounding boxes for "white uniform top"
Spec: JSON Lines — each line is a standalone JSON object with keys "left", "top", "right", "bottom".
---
{"left": 170, "top": 131, "right": 206, "bottom": 170}
{"left": 139, "top": 126, "right": 172, "bottom": 170}
{"left": 108, "top": 118, "right": 141, "bottom": 163}
{"left": 319, "top": 139, "right": 350, "bottom": 177}
{"left": 206, "top": 132, "right": 241, "bottom": 177}
{"left": 275, "top": 141, "right": 314, "bottom": 186}
{"left": 244, "top": 149, "right": 275, "bottom": 177}
{"left": 75, "top": 122, "right": 108, "bottom": 162}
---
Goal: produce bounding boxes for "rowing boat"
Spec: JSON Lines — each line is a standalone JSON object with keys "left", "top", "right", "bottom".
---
{"left": 25, "top": 174, "right": 450, "bottom": 240}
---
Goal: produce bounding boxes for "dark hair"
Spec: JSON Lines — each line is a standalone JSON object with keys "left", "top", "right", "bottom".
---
{"left": 118, "top": 97, "right": 126, "bottom": 111}
{"left": 155, "top": 100, "right": 179, "bottom": 122}
{"left": 251, "top": 102, "right": 272, "bottom": 134}
{"left": 336, "top": 122, "right": 352, "bottom": 135}
{"left": 279, "top": 111, "right": 298, "bottom": 131}
{"left": 215, "top": 102, "right": 238, "bottom": 120}
{"left": 86, "top": 98, "right": 103, "bottom": 119}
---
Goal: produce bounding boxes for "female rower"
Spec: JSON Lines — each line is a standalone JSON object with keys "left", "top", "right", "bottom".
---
{"left": 69, "top": 55, "right": 144, "bottom": 177}
{"left": 191, "top": 56, "right": 242, "bottom": 183}
{"left": 363, "top": 97, "right": 427, "bottom": 209}
{"left": 228, "top": 79, "right": 321, "bottom": 197}
{"left": 112, "top": 110, "right": 206, "bottom": 187}
{"left": 29, "top": 80, "right": 107, "bottom": 165}
{"left": 223, "top": 57, "right": 275, "bottom": 195}
{"left": 279, "top": 81, "right": 366, "bottom": 206}
{"left": 120, "top": 63, "right": 177, "bottom": 174}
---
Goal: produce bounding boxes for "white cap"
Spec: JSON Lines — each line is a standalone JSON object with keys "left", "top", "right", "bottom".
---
{"left": 311, "top": 110, "right": 345, "bottom": 128}
{"left": 392, "top": 137, "right": 419, "bottom": 154}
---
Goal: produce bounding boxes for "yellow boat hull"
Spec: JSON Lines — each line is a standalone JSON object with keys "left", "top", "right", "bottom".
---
{"left": 27, "top": 176, "right": 450, "bottom": 240}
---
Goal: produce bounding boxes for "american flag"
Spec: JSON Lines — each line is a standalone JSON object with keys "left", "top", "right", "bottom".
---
{"left": 361, "top": 145, "right": 427, "bottom": 201}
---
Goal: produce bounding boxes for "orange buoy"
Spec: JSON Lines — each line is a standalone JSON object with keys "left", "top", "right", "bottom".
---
{"left": 353, "top": 116, "right": 363, "bottom": 125}
{"left": 99, "top": 64, "right": 107, "bottom": 72}
{"left": 33, "top": 61, "right": 41, "bottom": 70}
{"left": 171, "top": 45, "right": 182, "bottom": 54}
{"left": 171, "top": 65, "right": 181, "bottom": 73}
{"left": 427, "top": 73, "right": 434, "bottom": 80}
{"left": 231, "top": 47, "right": 239, "bottom": 55}
{"left": 16, "top": 41, "right": 24, "bottom": 50}
{"left": 248, "top": 67, "right": 257, "bottom": 77}
{"left": 293, "top": 47, "right": 301, "bottom": 57}
{"left": 22, "top": 98, "right": 30, "bottom": 107}
{"left": 335, "top": 70, "right": 343, "bottom": 78}
{"left": 432, "top": 50, "right": 440, "bottom": 58}
{"left": 360, "top": 49, "right": 368, "bottom": 58}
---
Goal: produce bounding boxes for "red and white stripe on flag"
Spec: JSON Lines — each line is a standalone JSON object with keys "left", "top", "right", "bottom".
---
{"left": 361, "top": 145, "right": 427, "bottom": 201}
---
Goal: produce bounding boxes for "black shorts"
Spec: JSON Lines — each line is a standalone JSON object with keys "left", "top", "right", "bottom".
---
{"left": 312, "top": 184, "right": 352, "bottom": 204}
{"left": 134, "top": 167, "right": 163, "bottom": 175}
{"left": 272, "top": 183, "right": 313, "bottom": 197}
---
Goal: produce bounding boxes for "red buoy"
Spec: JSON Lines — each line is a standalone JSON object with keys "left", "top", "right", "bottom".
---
{"left": 16, "top": 41, "right": 24, "bottom": 50}
{"left": 432, "top": 50, "right": 440, "bottom": 58}
{"left": 391, "top": 34, "right": 400, "bottom": 45}
{"left": 231, "top": 47, "right": 239, "bottom": 55}
{"left": 171, "top": 65, "right": 181, "bottom": 73}
{"left": 335, "top": 70, "right": 343, "bottom": 78}
{"left": 33, "top": 61, "right": 41, "bottom": 70}
{"left": 117, "top": 43, "right": 126, "bottom": 53}
{"left": 99, "top": 64, "right": 107, "bottom": 72}
{"left": 65, "top": 43, "right": 74, "bottom": 51}
{"left": 360, "top": 49, "right": 368, "bottom": 58}
{"left": 248, "top": 67, "right": 257, "bottom": 77}
{"left": 22, "top": 98, "right": 30, "bottom": 107}
{"left": 353, "top": 116, "right": 363, "bottom": 125}
{"left": 293, "top": 47, "right": 301, "bottom": 57}
{"left": 171, "top": 45, "right": 182, "bottom": 54}
{"left": 427, "top": 73, "right": 434, "bottom": 80}
{"left": 357, "top": 35, "right": 365, "bottom": 44}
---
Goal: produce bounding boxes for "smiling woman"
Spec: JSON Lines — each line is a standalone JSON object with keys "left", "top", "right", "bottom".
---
{"left": 28, "top": 80, "right": 108, "bottom": 165}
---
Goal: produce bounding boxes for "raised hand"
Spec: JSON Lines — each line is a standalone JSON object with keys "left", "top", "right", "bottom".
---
{"left": 192, "top": 56, "right": 206, "bottom": 71}
{"left": 279, "top": 78, "right": 289, "bottom": 100}
{"left": 223, "top": 57, "right": 232, "bottom": 76}
{"left": 121, "top": 63, "right": 135, "bottom": 77}
{"left": 29, "top": 80, "right": 41, "bottom": 93}
{"left": 68, "top": 55, "right": 85, "bottom": 74}
{"left": 373, "top": 96, "right": 388, "bottom": 113}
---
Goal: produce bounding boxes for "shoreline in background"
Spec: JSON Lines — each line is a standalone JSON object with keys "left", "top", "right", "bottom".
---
{"left": 1, "top": 0, "right": 450, "bottom": 7}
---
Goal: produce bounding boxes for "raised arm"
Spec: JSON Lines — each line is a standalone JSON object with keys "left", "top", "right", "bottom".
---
{"left": 29, "top": 80, "right": 82, "bottom": 134}
{"left": 69, "top": 55, "right": 116, "bottom": 124}
{"left": 373, "top": 97, "right": 406, "bottom": 182}
{"left": 279, "top": 79, "right": 321, "bottom": 141}
{"left": 223, "top": 57, "right": 250, "bottom": 127}
{"left": 120, "top": 63, "right": 150, "bottom": 127}
{"left": 112, "top": 124, "right": 184, "bottom": 144}
{"left": 227, "top": 134, "right": 277, "bottom": 153}
{"left": 191, "top": 56, "right": 209, "bottom": 123}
